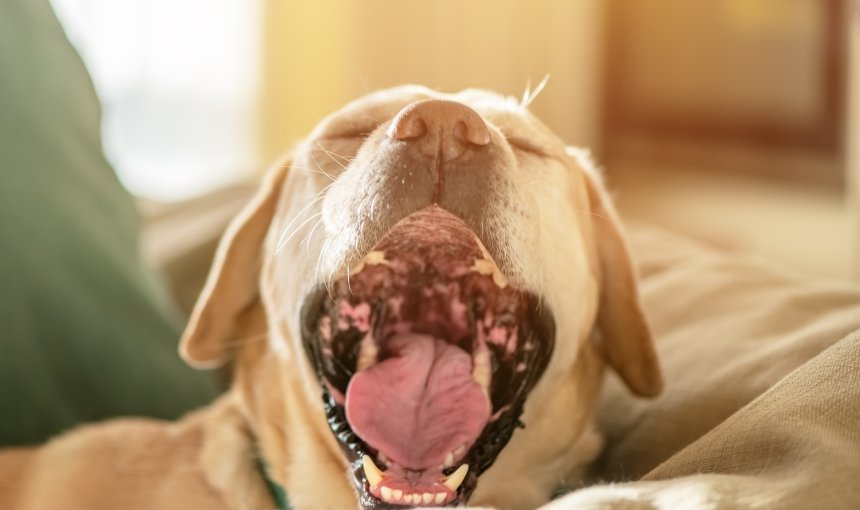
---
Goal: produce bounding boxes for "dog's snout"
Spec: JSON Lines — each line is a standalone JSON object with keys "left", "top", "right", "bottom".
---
{"left": 387, "top": 100, "right": 491, "bottom": 158}
{"left": 360, "top": 98, "right": 506, "bottom": 263}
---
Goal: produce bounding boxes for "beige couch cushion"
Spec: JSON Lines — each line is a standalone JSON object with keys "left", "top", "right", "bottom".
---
{"left": 140, "top": 184, "right": 257, "bottom": 314}
{"left": 550, "top": 225, "right": 860, "bottom": 509}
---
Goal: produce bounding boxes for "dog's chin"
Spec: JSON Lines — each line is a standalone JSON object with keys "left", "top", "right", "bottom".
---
{"left": 300, "top": 205, "right": 555, "bottom": 509}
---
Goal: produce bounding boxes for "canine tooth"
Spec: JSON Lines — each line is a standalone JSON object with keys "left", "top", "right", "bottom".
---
{"left": 443, "top": 451, "right": 455, "bottom": 468}
{"left": 473, "top": 364, "right": 490, "bottom": 388}
{"left": 351, "top": 251, "right": 384, "bottom": 276}
{"left": 362, "top": 455, "right": 384, "bottom": 487}
{"left": 471, "top": 259, "right": 494, "bottom": 276}
{"left": 422, "top": 493, "right": 433, "bottom": 504}
{"left": 393, "top": 489, "right": 403, "bottom": 500}
{"left": 435, "top": 493, "right": 446, "bottom": 504}
{"left": 472, "top": 347, "right": 491, "bottom": 392}
{"left": 356, "top": 335, "right": 378, "bottom": 372}
{"left": 364, "top": 250, "right": 386, "bottom": 265}
{"left": 443, "top": 464, "right": 469, "bottom": 492}
{"left": 470, "top": 257, "right": 508, "bottom": 288}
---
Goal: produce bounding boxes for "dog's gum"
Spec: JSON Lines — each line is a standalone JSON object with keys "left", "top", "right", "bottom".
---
{"left": 302, "top": 204, "right": 556, "bottom": 508}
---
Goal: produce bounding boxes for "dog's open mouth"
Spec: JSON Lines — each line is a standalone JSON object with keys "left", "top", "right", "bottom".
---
{"left": 301, "top": 205, "right": 555, "bottom": 508}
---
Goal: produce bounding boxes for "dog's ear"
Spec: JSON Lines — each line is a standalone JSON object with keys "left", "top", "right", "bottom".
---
{"left": 179, "top": 163, "right": 289, "bottom": 368}
{"left": 577, "top": 157, "right": 663, "bottom": 398}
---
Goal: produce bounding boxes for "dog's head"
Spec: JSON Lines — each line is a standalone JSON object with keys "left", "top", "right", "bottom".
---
{"left": 180, "top": 86, "right": 662, "bottom": 509}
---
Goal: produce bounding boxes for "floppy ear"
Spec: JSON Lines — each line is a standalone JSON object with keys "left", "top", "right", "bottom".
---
{"left": 179, "top": 164, "right": 289, "bottom": 368}
{"left": 578, "top": 160, "right": 663, "bottom": 397}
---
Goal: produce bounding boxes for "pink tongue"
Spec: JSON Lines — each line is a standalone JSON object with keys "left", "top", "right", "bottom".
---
{"left": 345, "top": 334, "right": 490, "bottom": 470}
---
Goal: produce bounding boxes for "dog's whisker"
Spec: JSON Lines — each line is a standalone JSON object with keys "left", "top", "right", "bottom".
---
{"left": 272, "top": 178, "right": 337, "bottom": 251}
{"left": 303, "top": 217, "right": 325, "bottom": 256}
{"left": 308, "top": 179, "right": 338, "bottom": 203}
{"left": 274, "top": 194, "right": 328, "bottom": 251}
{"left": 314, "top": 141, "right": 350, "bottom": 170}
{"left": 521, "top": 74, "right": 550, "bottom": 108}
{"left": 316, "top": 236, "right": 334, "bottom": 292}
{"left": 308, "top": 149, "right": 336, "bottom": 181}
{"left": 289, "top": 163, "right": 337, "bottom": 181}
{"left": 351, "top": 59, "right": 371, "bottom": 95}
{"left": 276, "top": 211, "right": 324, "bottom": 255}
{"left": 220, "top": 332, "right": 268, "bottom": 350}
{"left": 521, "top": 79, "right": 532, "bottom": 109}
{"left": 360, "top": 113, "right": 384, "bottom": 124}
{"left": 314, "top": 140, "right": 355, "bottom": 168}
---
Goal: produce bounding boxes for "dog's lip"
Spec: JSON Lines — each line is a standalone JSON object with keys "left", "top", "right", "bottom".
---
{"left": 300, "top": 206, "right": 556, "bottom": 508}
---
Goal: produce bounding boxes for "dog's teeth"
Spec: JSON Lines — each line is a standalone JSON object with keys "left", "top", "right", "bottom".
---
{"left": 472, "top": 348, "right": 491, "bottom": 395}
{"left": 473, "top": 365, "right": 490, "bottom": 388}
{"left": 381, "top": 486, "right": 393, "bottom": 501}
{"left": 362, "top": 455, "right": 384, "bottom": 487}
{"left": 443, "top": 464, "right": 469, "bottom": 492}
{"left": 470, "top": 257, "right": 508, "bottom": 288}
{"left": 404, "top": 493, "right": 414, "bottom": 504}
{"left": 393, "top": 489, "right": 403, "bottom": 500}
{"left": 422, "top": 492, "right": 433, "bottom": 504}
{"left": 364, "top": 250, "right": 387, "bottom": 265}
{"left": 352, "top": 250, "right": 387, "bottom": 275}
{"left": 443, "top": 451, "right": 455, "bottom": 468}
{"left": 435, "top": 493, "right": 447, "bottom": 504}
{"left": 356, "top": 336, "right": 378, "bottom": 372}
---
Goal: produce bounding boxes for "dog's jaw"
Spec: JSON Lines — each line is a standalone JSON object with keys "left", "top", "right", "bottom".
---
{"left": 298, "top": 206, "right": 555, "bottom": 508}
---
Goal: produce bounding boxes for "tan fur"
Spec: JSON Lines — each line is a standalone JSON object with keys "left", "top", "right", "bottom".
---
{"left": 0, "top": 86, "right": 660, "bottom": 510}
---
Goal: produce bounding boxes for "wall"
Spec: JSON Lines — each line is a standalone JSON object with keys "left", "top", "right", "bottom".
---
{"left": 259, "top": 0, "right": 604, "bottom": 164}
{"left": 605, "top": 1, "right": 858, "bottom": 281}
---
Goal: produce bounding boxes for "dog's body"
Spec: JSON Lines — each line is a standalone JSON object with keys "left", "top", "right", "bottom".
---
{"left": 0, "top": 86, "right": 661, "bottom": 510}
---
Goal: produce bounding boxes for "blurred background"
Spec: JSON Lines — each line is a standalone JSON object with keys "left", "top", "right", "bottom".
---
{"left": 50, "top": 0, "right": 859, "bottom": 280}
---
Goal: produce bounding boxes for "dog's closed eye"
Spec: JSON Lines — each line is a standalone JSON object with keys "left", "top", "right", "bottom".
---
{"left": 505, "top": 135, "right": 552, "bottom": 158}
{"left": 321, "top": 115, "right": 386, "bottom": 141}
{"left": 322, "top": 128, "right": 375, "bottom": 141}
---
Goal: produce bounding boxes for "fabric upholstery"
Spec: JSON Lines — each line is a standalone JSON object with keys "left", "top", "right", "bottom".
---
{"left": 0, "top": 0, "right": 219, "bottom": 446}
{"left": 550, "top": 226, "right": 860, "bottom": 509}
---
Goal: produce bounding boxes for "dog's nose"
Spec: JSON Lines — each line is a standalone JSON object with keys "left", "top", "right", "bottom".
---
{"left": 387, "top": 100, "right": 491, "bottom": 159}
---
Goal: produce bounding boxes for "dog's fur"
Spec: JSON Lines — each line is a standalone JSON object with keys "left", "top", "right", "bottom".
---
{"left": 0, "top": 86, "right": 661, "bottom": 510}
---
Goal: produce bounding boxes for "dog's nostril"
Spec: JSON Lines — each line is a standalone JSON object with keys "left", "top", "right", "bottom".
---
{"left": 387, "top": 99, "right": 491, "bottom": 147}
{"left": 389, "top": 116, "right": 427, "bottom": 141}
{"left": 453, "top": 120, "right": 490, "bottom": 146}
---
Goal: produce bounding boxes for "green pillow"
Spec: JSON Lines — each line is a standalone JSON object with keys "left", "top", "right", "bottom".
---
{"left": 0, "top": 0, "right": 220, "bottom": 445}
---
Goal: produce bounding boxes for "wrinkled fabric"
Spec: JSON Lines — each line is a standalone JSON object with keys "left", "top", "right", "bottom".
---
{"left": 0, "top": 0, "right": 220, "bottom": 445}
{"left": 547, "top": 225, "right": 860, "bottom": 509}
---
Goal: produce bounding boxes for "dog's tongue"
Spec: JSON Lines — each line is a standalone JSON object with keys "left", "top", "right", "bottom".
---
{"left": 345, "top": 333, "right": 489, "bottom": 470}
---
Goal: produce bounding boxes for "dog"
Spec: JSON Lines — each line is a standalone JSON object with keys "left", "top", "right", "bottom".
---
{"left": 0, "top": 85, "right": 662, "bottom": 510}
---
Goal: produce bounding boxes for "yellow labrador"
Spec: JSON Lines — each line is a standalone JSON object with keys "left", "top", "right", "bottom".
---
{"left": 0, "top": 86, "right": 661, "bottom": 510}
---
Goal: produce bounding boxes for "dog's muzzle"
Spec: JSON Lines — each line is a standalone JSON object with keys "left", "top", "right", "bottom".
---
{"left": 301, "top": 205, "right": 555, "bottom": 508}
